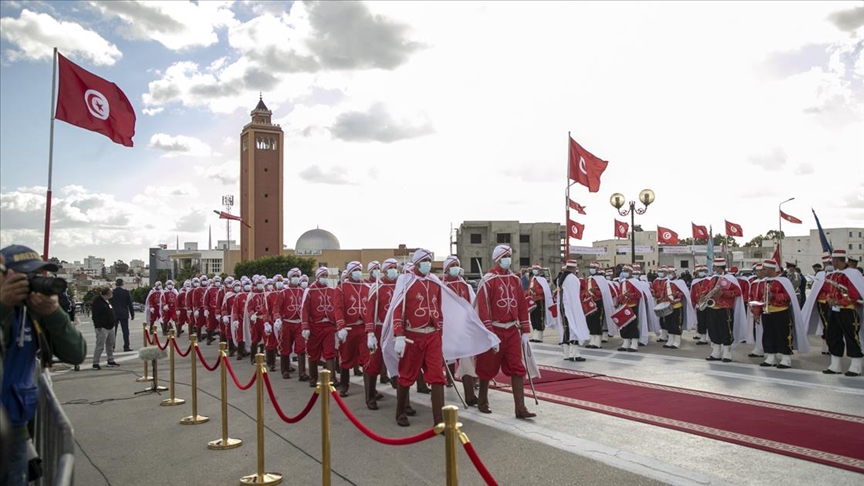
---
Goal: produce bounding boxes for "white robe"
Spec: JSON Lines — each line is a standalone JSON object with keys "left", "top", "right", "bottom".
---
{"left": 764, "top": 276, "right": 810, "bottom": 353}
{"left": 671, "top": 279, "right": 697, "bottom": 331}
{"left": 589, "top": 275, "right": 618, "bottom": 336}
{"left": 560, "top": 273, "right": 589, "bottom": 345}
{"left": 620, "top": 278, "right": 651, "bottom": 345}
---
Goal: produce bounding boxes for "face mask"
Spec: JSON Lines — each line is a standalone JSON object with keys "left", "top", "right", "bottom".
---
{"left": 532, "top": 269, "right": 539, "bottom": 275}
{"left": 418, "top": 261, "right": 432, "bottom": 275}
{"left": 290, "top": 277, "right": 299, "bottom": 285}
{"left": 697, "top": 272, "right": 706, "bottom": 278}
{"left": 300, "top": 281, "right": 308, "bottom": 289}
{"left": 499, "top": 257, "right": 511, "bottom": 270}
{"left": 318, "top": 277, "right": 328, "bottom": 286}
{"left": 619, "top": 272, "right": 630, "bottom": 279}
{"left": 825, "top": 265, "right": 834, "bottom": 272}
{"left": 657, "top": 272, "right": 665, "bottom": 278}
{"left": 243, "top": 284, "right": 252, "bottom": 291}
{"left": 266, "top": 285, "right": 274, "bottom": 291}
{"left": 234, "top": 286, "right": 241, "bottom": 292}
{"left": 166, "top": 284, "right": 174, "bottom": 290}
{"left": 351, "top": 271, "right": 362, "bottom": 281}
{"left": 256, "top": 284, "right": 264, "bottom": 290}
{"left": 386, "top": 268, "right": 398, "bottom": 280}
{"left": 449, "top": 267, "right": 461, "bottom": 277}
{"left": 589, "top": 269, "right": 596, "bottom": 275}
{"left": 214, "top": 282, "right": 221, "bottom": 287}
{"left": 274, "top": 281, "right": 282, "bottom": 289}
{"left": 371, "top": 269, "right": 380, "bottom": 279}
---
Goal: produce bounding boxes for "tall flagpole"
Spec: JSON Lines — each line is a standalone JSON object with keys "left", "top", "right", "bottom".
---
{"left": 43, "top": 47, "right": 58, "bottom": 261}
{"left": 565, "top": 132, "right": 570, "bottom": 265}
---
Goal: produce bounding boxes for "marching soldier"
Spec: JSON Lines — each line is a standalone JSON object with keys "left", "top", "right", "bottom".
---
{"left": 557, "top": 261, "right": 590, "bottom": 361}
{"left": 160, "top": 280, "right": 179, "bottom": 336}
{"left": 363, "top": 258, "right": 398, "bottom": 409}
{"left": 656, "top": 267, "right": 694, "bottom": 350}
{"left": 753, "top": 259, "right": 809, "bottom": 369}
{"left": 690, "top": 265, "right": 711, "bottom": 345}
{"left": 336, "top": 261, "right": 369, "bottom": 397}
{"left": 278, "top": 268, "right": 307, "bottom": 380}
{"left": 702, "top": 258, "right": 746, "bottom": 363}
{"left": 301, "top": 267, "right": 344, "bottom": 387}
{"left": 747, "top": 263, "right": 766, "bottom": 358}
{"left": 821, "top": 250, "right": 864, "bottom": 376}
{"left": 584, "top": 262, "right": 615, "bottom": 349}
{"left": 526, "top": 263, "right": 547, "bottom": 342}
{"left": 441, "top": 255, "right": 479, "bottom": 405}
{"left": 145, "top": 280, "right": 162, "bottom": 333}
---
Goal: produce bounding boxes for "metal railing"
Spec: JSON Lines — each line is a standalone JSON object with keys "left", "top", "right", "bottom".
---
{"left": 33, "top": 368, "right": 75, "bottom": 486}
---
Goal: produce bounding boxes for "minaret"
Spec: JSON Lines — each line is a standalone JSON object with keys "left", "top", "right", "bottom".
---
{"left": 239, "top": 95, "right": 284, "bottom": 261}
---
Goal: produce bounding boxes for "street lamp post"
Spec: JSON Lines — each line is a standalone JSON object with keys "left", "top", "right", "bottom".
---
{"left": 610, "top": 189, "right": 656, "bottom": 265}
{"left": 778, "top": 197, "right": 795, "bottom": 263}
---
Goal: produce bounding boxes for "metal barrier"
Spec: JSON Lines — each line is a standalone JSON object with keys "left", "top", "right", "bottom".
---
{"left": 34, "top": 368, "right": 75, "bottom": 486}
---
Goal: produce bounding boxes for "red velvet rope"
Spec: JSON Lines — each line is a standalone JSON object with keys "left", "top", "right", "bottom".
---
{"left": 151, "top": 333, "right": 169, "bottom": 351}
{"left": 194, "top": 346, "right": 221, "bottom": 372}
{"left": 330, "top": 390, "right": 439, "bottom": 446}
{"left": 144, "top": 329, "right": 154, "bottom": 346}
{"left": 462, "top": 442, "right": 499, "bottom": 486}
{"left": 223, "top": 359, "right": 257, "bottom": 390}
{"left": 172, "top": 338, "right": 192, "bottom": 357}
{"left": 262, "top": 373, "right": 319, "bottom": 424}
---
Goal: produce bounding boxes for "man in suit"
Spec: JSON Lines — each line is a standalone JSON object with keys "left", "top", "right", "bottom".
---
{"left": 110, "top": 278, "right": 135, "bottom": 352}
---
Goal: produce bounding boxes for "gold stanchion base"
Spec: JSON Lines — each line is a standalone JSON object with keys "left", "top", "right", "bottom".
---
{"left": 144, "top": 385, "right": 169, "bottom": 393}
{"left": 239, "top": 472, "right": 282, "bottom": 485}
{"left": 208, "top": 437, "right": 243, "bottom": 450}
{"left": 136, "top": 375, "right": 154, "bottom": 382}
{"left": 160, "top": 398, "right": 186, "bottom": 406}
{"left": 180, "top": 415, "right": 210, "bottom": 425}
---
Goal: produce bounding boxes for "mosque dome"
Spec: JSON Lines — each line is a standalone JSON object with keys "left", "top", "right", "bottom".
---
{"left": 296, "top": 228, "right": 341, "bottom": 252}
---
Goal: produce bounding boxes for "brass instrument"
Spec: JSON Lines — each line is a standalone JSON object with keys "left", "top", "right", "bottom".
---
{"left": 696, "top": 277, "right": 725, "bottom": 311}
{"left": 763, "top": 278, "right": 772, "bottom": 315}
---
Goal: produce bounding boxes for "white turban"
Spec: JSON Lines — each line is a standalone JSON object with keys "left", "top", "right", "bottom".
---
{"left": 443, "top": 255, "right": 460, "bottom": 270}
{"left": 382, "top": 258, "right": 398, "bottom": 270}
{"left": 367, "top": 261, "right": 380, "bottom": 272}
{"left": 287, "top": 267, "right": 301, "bottom": 278}
{"left": 412, "top": 248, "right": 433, "bottom": 264}
{"left": 346, "top": 261, "right": 362, "bottom": 274}
{"left": 492, "top": 245, "right": 511, "bottom": 262}
{"left": 315, "top": 267, "right": 329, "bottom": 279}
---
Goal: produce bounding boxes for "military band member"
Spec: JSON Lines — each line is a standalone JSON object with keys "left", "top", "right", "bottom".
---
{"left": 336, "top": 261, "right": 370, "bottom": 397}
{"left": 753, "top": 260, "right": 810, "bottom": 369}
{"left": 278, "top": 268, "right": 307, "bottom": 380}
{"left": 363, "top": 259, "right": 398, "bottom": 410}
{"left": 702, "top": 258, "right": 746, "bottom": 363}
{"left": 690, "top": 265, "right": 711, "bottom": 345}
{"left": 526, "top": 263, "right": 547, "bottom": 342}
{"left": 821, "top": 250, "right": 864, "bottom": 376}
{"left": 556, "top": 261, "right": 589, "bottom": 361}
{"left": 301, "top": 267, "right": 345, "bottom": 387}
{"left": 747, "top": 263, "right": 766, "bottom": 358}
{"left": 802, "top": 253, "right": 834, "bottom": 356}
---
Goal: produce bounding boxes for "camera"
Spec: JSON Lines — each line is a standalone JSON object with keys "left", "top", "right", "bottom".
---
{"left": 27, "top": 275, "right": 67, "bottom": 296}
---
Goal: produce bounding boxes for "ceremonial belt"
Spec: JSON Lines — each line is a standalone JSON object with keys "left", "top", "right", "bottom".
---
{"left": 767, "top": 306, "right": 789, "bottom": 313}
{"left": 286, "top": 319, "right": 301, "bottom": 324}
{"left": 314, "top": 318, "right": 332, "bottom": 324}
{"left": 405, "top": 326, "right": 437, "bottom": 334}
{"left": 491, "top": 321, "right": 519, "bottom": 329}
{"left": 817, "top": 300, "right": 827, "bottom": 304}
{"left": 672, "top": 302, "right": 683, "bottom": 309}
{"left": 346, "top": 321, "right": 364, "bottom": 327}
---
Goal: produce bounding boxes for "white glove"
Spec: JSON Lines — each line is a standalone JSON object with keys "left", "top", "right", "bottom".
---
{"left": 163, "top": 305, "right": 169, "bottom": 311}
{"left": 150, "top": 307, "right": 156, "bottom": 314}
{"left": 222, "top": 316, "right": 229, "bottom": 324}
{"left": 216, "top": 314, "right": 221, "bottom": 321}
{"left": 264, "top": 323, "right": 272, "bottom": 335}
{"left": 194, "top": 310, "right": 200, "bottom": 318}
{"left": 521, "top": 333, "right": 530, "bottom": 345}
{"left": 367, "top": 332, "right": 378, "bottom": 352}
{"left": 231, "top": 321, "right": 239, "bottom": 335}
{"left": 301, "top": 329, "right": 311, "bottom": 340}
{"left": 250, "top": 314, "right": 258, "bottom": 323}
{"left": 204, "top": 310, "right": 210, "bottom": 318}
{"left": 186, "top": 311, "right": 192, "bottom": 318}
{"left": 337, "top": 329, "right": 348, "bottom": 342}
{"left": 274, "top": 319, "right": 282, "bottom": 335}
{"left": 394, "top": 336, "right": 406, "bottom": 358}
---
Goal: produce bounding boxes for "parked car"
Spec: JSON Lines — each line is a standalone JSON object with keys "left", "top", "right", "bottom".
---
{"left": 133, "top": 303, "right": 144, "bottom": 312}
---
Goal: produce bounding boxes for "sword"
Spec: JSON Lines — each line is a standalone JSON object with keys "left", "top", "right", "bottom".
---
{"left": 521, "top": 340, "right": 539, "bottom": 405}
{"left": 444, "top": 362, "right": 469, "bottom": 409}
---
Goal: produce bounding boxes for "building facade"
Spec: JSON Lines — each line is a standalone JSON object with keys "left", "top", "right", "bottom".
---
{"left": 240, "top": 96, "right": 284, "bottom": 262}
{"left": 456, "top": 221, "right": 565, "bottom": 279}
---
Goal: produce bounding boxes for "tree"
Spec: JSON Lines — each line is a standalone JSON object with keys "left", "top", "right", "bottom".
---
{"left": 715, "top": 234, "right": 739, "bottom": 247}
{"left": 234, "top": 255, "right": 316, "bottom": 279}
{"left": 765, "top": 230, "right": 785, "bottom": 241}
{"left": 177, "top": 261, "right": 200, "bottom": 282}
{"left": 131, "top": 286, "right": 150, "bottom": 304}
{"left": 744, "top": 235, "right": 765, "bottom": 248}
{"left": 114, "top": 260, "right": 130, "bottom": 274}
{"left": 155, "top": 269, "right": 171, "bottom": 284}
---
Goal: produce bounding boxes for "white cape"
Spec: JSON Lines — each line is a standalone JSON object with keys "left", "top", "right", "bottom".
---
{"left": 589, "top": 275, "right": 618, "bottom": 336}
{"left": 535, "top": 276, "right": 558, "bottom": 330}
{"left": 671, "top": 279, "right": 697, "bottom": 331}
{"left": 560, "top": 273, "right": 589, "bottom": 345}
{"left": 628, "top": 278, "right": 657, "bottom": 340}
{"left": 381, "top": 273, "right": 499, "bottom": 378}
{"left": 719, "top": 274, "right": 750, "bottom": 345}
{"left": 766, "top": 276, "right": 810, "bottom": 353}
{"left": 801, "top": 277, "right": 827, "bottom": 336}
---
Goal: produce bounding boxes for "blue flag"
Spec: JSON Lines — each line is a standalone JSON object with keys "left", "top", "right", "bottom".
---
{"left": 706, "top": 225, "right": 714, "bottom": 274}
{"left": 812, "top": 209, "right": 832, "bottom": 253}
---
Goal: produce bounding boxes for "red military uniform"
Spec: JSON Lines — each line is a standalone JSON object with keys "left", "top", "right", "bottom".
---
{"left": 246, "top": 288, "right": 268, "bottom": 345}
{"left": 160, "top": 289, "right": 178, "bottom": 329}
{"left": 618, "top": 280, "right": 643, "bottom": 308}
{"left": 231, "top": 290, "right": 249, "bottom": 349}
{"left": 177, "top": 285, "right": 188, "bottom": 334}
{"left": 474, "top": 266, "right": 530, "bottom": 380}
{"left": 337, "top": 280, "right": 369, "bottom": 370}
{"left": 749, "top": 278, "right": 766, "bottom": 319}
{"left": 264, "top": 289, "right": 283, "bottom": 351}
{"left": 708, "top": 276, "right": 741, "bottom": 309}
{"left": 738, "top": 277, "right": 751, "bottom": 309}
{"left": 362, "top": 279, "right": 395, "bottom": 376}
{"left": 301, "top": 282, "right": 344, "bottom": 362}
{"left": 444, "top": 276, "right": 472, "bottom": 302}
{"left": 578, "top": 277, "right": 598, "bottom": 315}
{"left": 191, "top": 284, "right": 206, "bottom": 333}
{"left": 279, "top": 285, "right": 305, "bottom": 357}
{"left": 653, "top": 278, "right": 684, "bottom": 307}
{"left": 393, "top": 272, "right": 445, "bottom": 387}
{"left": 146, "top": 289, "right": 161, "bottom": 327}
{"left": 205, "top": 285, "right": 222, "bottom": 334}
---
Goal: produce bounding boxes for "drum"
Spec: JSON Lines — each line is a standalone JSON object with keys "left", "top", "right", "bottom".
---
{"left": 653, "top": 302, "right": 673, "bottom": 318}
{"left": 611, "top": 305, "right": 637, "bottom": 330}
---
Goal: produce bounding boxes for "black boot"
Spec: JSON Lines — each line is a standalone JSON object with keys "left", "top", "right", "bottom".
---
{"left": 416, "top": 372, "right": 431, "bottom": 394}
{"left": 478, "top": 379, "right": 491, "bottom": 413}
{"left": 431, "top": 384, "right": 445, "bottom": 426}
{"left": 298, "top": 353, "right": 309, "bottom": 382}
{"left": 280, "top": 355, "right": 291, "bottom": 379}
{"left": 463, "top": 375, "right": 478, "bottom": 406}
{"left": 364, "top": 373, "right": 378, "bottom": 410}
{"left": 395, "top": 384, "right": 410, "bottom": 427}
{"left": 265, "top": 349, "right": 276, "bottom": 371}
{"left": 339, "top": 368, "right": 351, "bottom": 397}
{"left": 308, "top": 358, "right": 319, "bottom": 388}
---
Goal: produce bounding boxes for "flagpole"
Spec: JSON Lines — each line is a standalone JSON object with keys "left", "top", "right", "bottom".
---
{"left": 43, "top": 47, "right": 58, "bottom": 261}
{"left": 565, "top": 132, "right": 570, "bottom": 265}
{"left": 778, "top": 197, "right": 794, "bottom": 265}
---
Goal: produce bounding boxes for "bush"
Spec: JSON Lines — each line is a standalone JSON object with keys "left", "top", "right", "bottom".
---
{"left": 234, "top": 255, "right": 316, "bottom": 279}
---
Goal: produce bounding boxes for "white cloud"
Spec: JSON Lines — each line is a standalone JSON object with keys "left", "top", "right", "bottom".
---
{"left": 194, "top": 160, "right": 239, "bottom": 185}
{"left": 0, "top": 9, "right": 122, "bottom": 65}
{"left": 142, "top": 107, "right": 163, "bottom": 116}
{"left": 298, "top": 166, "right": 354, "bottom": 185}
{"left": 148, "top": 133, "right": 214, "bottom": 157}
{"left": 89, "top": 0, "right": 237, "bottom": 51}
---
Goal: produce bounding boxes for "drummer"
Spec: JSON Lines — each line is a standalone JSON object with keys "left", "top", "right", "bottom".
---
{"left": 655, "top": 267, "right": 693, "bottom": 350}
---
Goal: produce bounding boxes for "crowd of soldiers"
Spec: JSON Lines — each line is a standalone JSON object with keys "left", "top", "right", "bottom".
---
{"left": 140, "top": 247, "right": 863, "bottom": 427}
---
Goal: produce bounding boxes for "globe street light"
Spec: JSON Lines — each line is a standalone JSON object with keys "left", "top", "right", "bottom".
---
{"left": 610, "top": 189, "right": 655, "bottom": 264}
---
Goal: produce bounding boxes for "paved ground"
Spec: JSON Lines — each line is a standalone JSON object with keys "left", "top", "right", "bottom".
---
{"left": 47, "top": 318, "right": 863, "bottom": 486}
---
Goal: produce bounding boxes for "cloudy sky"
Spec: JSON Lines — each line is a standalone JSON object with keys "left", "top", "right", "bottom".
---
{"left": 0, "top": 1, "right": 862, "bottom": 265}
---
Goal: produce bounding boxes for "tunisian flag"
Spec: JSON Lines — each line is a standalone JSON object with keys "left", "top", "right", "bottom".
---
{"left": 567, "top": 219, "right": 585, "bottom": 240}
{"left": 568, "top": 136, "right": 609, "bottom": 193}
{"left": 725, "top": 220, "right": 744, "bottom": 238}
{"left": 569, "top": 200, "right": 587, "bottom": 215}
{"left": 214, "top": 210, "right": 251, "bottom": 228}
{"left": 657, "top": 226, "right": 679, "bottom": 245}
{"left": 614, "top": 219, "right": 629, "bottom": 238}
{"left": 692, "top": 222, "right": 709, "bottom": 240}
{"left": 780, "top": 210, "right": 802, "bottom": 224}
{"left": 55, "top": 53, "right": 136, "bottom": 147}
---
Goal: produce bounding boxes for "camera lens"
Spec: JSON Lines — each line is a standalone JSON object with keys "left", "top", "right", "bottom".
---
{"left": 29, "top": 276, "right": 67, "bottom": 296}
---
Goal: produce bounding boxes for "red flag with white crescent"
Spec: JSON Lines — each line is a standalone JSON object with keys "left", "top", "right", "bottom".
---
{"left": 780, "top": 210, "right": 802, "bottom": 224}
{"left": 725, "top": 220, "right": 743, "bottom": 238}
{"left": 657, "top": 226, "right": 679, "bottom": 245}
{"left": 614, "top": 219, "right": 629, "bottom": 239}
{"left": 214, "top": 210, "right": 251, "bottom": 228}
{"left": 568, "top": 200, "right": 587, "bottom": 215}
{"left": 568, "top": 219, "right": 585, "bottom": 240}
{"left": 692, "top": 222, "right": 708, "bottom": 240}
{"left": 568, "top": 136, "right": 609, "bottom": 193}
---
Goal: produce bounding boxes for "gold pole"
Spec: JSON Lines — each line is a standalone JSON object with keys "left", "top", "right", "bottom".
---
{"left": 444, "top": 405, "right": 460, "bottom": 486}
{"left": 135, "top": 323, "right": 152, "bottom": 382}
{"left": 320, "top": 368, "right": 332, "bottom": 486}
{"left": 180, "top": 335, "right": 209, "bottom": 425}
{"left": 161, "top": 330, "right": 184, "bottom": 405}
{"left": 208, "top": 342, "right": 241, "bottom": 450}
{"left": 240, "top": 354, "right": 282, "bottom": 485}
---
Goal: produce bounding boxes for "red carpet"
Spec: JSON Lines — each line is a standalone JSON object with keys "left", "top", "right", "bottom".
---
{"left": 490, "top": 366, "right": 864, "bottom": 474}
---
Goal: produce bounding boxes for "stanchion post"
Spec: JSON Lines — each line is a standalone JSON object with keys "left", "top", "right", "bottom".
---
{"left": 240, "top": 354, "right": 282, "bottom": 485}
{"left": 135, "top": 323, "right": 153, "bottom": 382}
{"left": 180, "top": 335, "right": 209, "bottom": 425}
{"left": 319, "top": 368, "right": 332, "bottom": 486}
{"left": 444, "top": 405, "right": 460, "bottom": 486}
{"left": 161, "top": 330, "right": 184, "bottom": 406}
{"left": 208, "top": 342, "right": 242, "bottom": 450}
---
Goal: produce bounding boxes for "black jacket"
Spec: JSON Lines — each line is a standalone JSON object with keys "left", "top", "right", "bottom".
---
{"left": 110, "top": 286, "right": 134, "bottom": 320}
{"left": 91, "top": 297, "right": 117, "bottom": 330}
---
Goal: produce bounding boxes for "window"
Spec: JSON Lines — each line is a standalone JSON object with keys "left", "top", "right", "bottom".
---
{"left": 470, "top": 257, "right": 483, "bottom": 274}
{"left": 264, "top": 193, "right": 268, "bottom": 198}
{"left": 850, "top": 244, "right": 854, "bottom": 250}
{"left": 850, "top": 232, "right": 854, "bottom": 238}
{"left": 496, "top": 233, "right": 511, "bottom": 244}
{"left": 520, "top": 257, "right": 530, "bottom": 267}
{"left": 520, "top": 234, "right": 530, "bottom": 243}
{"left": 470, "top": 233, "right": 482, "bottom": 244}
{"left": 242, "top": 138, "right": 248, "bottom": 151}
{"left": 754, "top": 252, "right": 763, "bottom": 258}
{"left": 265, "top": 247, "right": 270, "bottom": 252}
{"left": 264, "top": 219, "right": 269, "bottom": 223}
{"left": 680, "top": 261, "right": 689, "bottom": 268}
{"left": 859, "top": 244, "right": 862, "bottom": 250}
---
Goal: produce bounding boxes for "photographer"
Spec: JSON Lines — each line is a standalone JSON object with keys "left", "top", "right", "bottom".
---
{"left": 1, "top": 245, "right": 86, "bottom": 486}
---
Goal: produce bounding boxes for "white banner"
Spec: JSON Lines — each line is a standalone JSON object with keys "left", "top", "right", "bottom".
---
{"left": 570, "top": 246, "right": 607, "bottom": 255}
{"left": 616, "top": 245, "right": 653, "bottom": 255}
{"left": 662, "top": 246, "right": 692, "bottom": 254}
